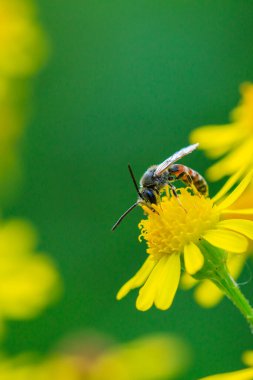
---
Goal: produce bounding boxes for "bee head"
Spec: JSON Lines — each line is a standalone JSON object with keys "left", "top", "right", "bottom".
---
{"left": 111, "top": 164, "right": 158, "bottom": 231}
{"left": 139, "top": 188, "right": 158, "bottom": 205}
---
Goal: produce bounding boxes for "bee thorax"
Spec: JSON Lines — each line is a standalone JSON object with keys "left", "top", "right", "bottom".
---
{"left": 139, "top": 166, "right": 157, "bottom": 187}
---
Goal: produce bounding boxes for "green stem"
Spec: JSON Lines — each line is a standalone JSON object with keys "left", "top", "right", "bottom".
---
{"left": 194, "top": 240, "right": 253, "bottom": 331}
{"left": 215, "top": 270, "right": 253, "bottom": 329}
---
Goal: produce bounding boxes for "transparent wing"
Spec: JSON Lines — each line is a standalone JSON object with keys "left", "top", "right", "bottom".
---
{"left": 154, "top": 143, "right": 199, "bottom": 176}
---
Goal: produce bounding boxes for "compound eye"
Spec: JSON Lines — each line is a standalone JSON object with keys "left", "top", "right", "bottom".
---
{"left": 144, "top": 189, "right": 157, "bottom": 204}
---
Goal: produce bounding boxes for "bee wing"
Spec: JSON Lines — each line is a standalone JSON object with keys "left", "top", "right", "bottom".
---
{"left": 154, "top": 143, "right": 199, "bottom": 176}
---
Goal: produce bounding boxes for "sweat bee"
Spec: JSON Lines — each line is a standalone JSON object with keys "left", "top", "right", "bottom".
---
{"left": 112, "top": 143, "right": 208, "bottom": 231}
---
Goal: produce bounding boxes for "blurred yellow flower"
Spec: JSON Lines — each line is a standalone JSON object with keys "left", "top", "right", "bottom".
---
{"left": 91, "top": 335, "right": 190, "bottom": 380}
{"left": 190, "top": 83, "right": 253, "bottom": 181}
{"left": 117, "top": 171, "right": 253, "bottom": 311}
{"left": 0, "top": 219, "right": 61, "bottom": 323}
{"left": 0, "top": 0, "right": 48, "bottom": 199}
{"left": 200, "top": 350, "right": 253, "bottom": 380}
{"left": 0, "top": 354, "right": 80, "bottom": 380}
{"left": 0, "top": 333, "right": 191, "bottom": 380}
{"left": 0, "top": 0, "right": 48, "bottom": 78}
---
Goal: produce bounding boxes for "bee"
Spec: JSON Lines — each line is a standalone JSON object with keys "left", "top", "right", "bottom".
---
{"left": 112, "top": 143, "right": 208, "bottom": 231}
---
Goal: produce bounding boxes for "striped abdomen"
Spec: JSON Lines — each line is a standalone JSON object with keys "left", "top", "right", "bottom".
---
{"left": 167, "top": 164, "right": 209, "bottom": 196}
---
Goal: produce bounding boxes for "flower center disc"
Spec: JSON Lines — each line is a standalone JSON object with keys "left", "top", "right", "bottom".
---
{"left": 139, "top": 188, "right": 219, "bottom": 259}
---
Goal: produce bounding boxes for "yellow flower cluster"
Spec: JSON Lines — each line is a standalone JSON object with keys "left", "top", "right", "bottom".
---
{"left": 116, "top": 82, "right": 253, "bottom": 378}
{"left": 0, "top": 1, "right": 64, "bottom": 375}
{"left": 188, "top": 83, "right": 253, "bottom": 377}
{"left": 186, "top": 83, "right": 253, "bottom": 308}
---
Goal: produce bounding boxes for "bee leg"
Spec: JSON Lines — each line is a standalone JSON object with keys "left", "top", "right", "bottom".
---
{"left": 168, "top": 182, "right": 178, "bottom": 198}
{"left": 145, "top": 204, "right": 159, "bottom": 215}
{"left": 168, "top": 183, "right": 187, "bottom": 213}
{"left": 186, "top": 174, "right": 201, "bottom": 197}
{"left": 153, "top": 207, "right": 160, "bottom": 215}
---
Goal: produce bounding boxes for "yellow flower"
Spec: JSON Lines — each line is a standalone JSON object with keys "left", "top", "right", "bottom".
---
{"left": 117, "top": 170, "right": 253, "bottom": 311}
{"left": 200, "top": 350, "right": 253, "bottom": 380}
{"left": 0, "top": 333, "right": 191, "bottom": 380}
{"left": 0, "top": 219, "right": 61, "bottom": 323}
{"left": 190, "top": 83, "right": 253, "bottom": 181}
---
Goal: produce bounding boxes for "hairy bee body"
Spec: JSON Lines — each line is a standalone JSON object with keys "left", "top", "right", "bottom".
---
{"left": 139, "top": 163, "right": 208, "bottom": 205}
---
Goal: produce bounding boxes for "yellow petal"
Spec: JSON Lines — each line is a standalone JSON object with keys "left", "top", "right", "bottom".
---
{"left": 199, "top": 368, "right": 253, "bottom": 380}
{"left": 116, "top": 257, "right": 156, "bottom": 300}
{"left": 189, "top": 125, "right": 243, "bottom": 152}
{"left": 227, "top": 252, "right": 247, "bottom": 279}
{"left": 202, "top": 229, "right": 248, "bottom": 253}
{"left": 184, "top": 243, "right": 204, "bottom": 275}
{"left": 206, "top": 139, "right": 253, "bottom": 181}
{"left": 180, "top": 273, "right": 198, "bottom": 290}
{"left": 154, "top": 254, "right": 181, "bottom": 310}
{"left": 206, "top": 162, "right": 232, "bottom": 182}
{"left": 217, "top": 219, "right": 253, "bottom": 240}
{"left": 194, "top": 280, "right": 223, "bottom": 308}
{"left": 136, "top": 256, "right": 168, "bottom": 311}
{"left": 204, "top": 145, "right": 237, "bottom": 159}
{"left": 217, "top": 170, "right": 253, "bottom": 210}
{"left": 221, "top": 208, "right": 253, "bottom": 215}
{"left": 212, "top": 167, "right": 246, "bottom": 203}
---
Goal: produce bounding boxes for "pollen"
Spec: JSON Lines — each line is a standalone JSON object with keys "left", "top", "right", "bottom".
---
{"left": 139, "top": 188, "right": 219, "bottom": 259}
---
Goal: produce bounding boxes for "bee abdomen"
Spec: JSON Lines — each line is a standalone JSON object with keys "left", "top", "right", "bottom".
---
{"left": 167, "top": 164, "right": 209, "bottom": 196}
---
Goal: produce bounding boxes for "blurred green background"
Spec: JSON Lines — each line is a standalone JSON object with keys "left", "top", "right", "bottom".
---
{"left": 4, "top": 1, "right": 253, "bottom": 379}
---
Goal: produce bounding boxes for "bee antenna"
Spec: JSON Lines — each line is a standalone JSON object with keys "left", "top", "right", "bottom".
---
{"left": 128, "top": 164, "right": 144, "bottom": 199}
{"left": 111, "top": 202, "right": 139, "bottom": 231}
